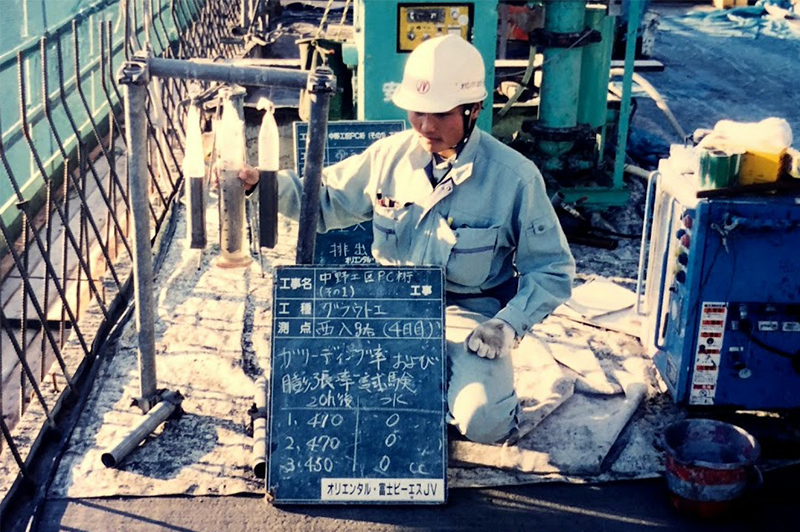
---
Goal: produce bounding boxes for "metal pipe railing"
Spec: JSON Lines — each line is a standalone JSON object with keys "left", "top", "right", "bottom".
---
{"left": 101, "top": 390, "right": 183, "bottom": 467}
{"left": 149, "top": 56, "right": 309, "bottom": 88}
{"left": 1, "top": 0, "right": 232, "bottom": 520}
{"left": 296, "top": 67, "right": 336, "bottom": 264}
{"left": 121, "top": 55, "right": 159, "bottom": 410}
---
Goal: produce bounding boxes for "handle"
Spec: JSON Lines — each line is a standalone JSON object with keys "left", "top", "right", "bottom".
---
{"left": 635, "top": 171, "right": 660, "bottom": 315}
{"left": 652, "top": 198, "right": 677, "bottom": 351}
{"left": 747, "top": 465, "right": 764, "bottom": 493}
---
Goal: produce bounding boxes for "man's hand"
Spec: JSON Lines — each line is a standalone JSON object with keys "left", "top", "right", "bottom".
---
{"left": 238, "top": 164, "right": 260, "bottom": 192}
{"left": 465, "top": 318, "right": 516, "bottom": 359}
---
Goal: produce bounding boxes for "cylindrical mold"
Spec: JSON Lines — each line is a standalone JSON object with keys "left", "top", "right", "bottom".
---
{"left": 296, "top": 67, "right": 336, "bottom": 265}
{"left": 218, "top": 169, "right": 251, "bottom": 267}
{"left": 577, "top": 5, "right": 614, "bottom": 130}
{"left": 122, "top": 64, "right": 158, "bottom": 408}
{"left": 184, "top": 100, "right": 207, "bottom": 249}
{"left": 215, "top": 86, "right": 252, "bottom": 268}
{"left": 538, "top": 0, "right": 586, "bottom": 156}
{"left": 251, "top": 376, "right": 269, "bottom": 478}
{"left": 240, "top": 0, "right": 251, "bottom": 29}
{"left": 188, "top": 177, "right": 207, "bottom": 248}
{"left": 258, "top": 99, "right": 280, "bottom": 249}
{"left": 258, "top": 171, "right": 278, "bottom": 249}
{"left": 101, "top": 391, "right": 183, "bottom": 468}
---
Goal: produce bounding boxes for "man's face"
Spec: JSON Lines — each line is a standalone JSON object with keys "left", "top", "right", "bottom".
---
{"left": 408, "top": 107, "right": 470, "bottom": 156}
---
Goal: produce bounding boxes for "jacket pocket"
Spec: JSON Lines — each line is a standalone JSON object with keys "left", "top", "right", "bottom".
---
{"left": 372, "top": 203, "right": 409, "bottom": 264}
{"left": 446, "top": 226, "right": 499, "bottom": 287}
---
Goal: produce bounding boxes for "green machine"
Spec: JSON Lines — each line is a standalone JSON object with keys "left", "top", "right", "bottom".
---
{"left": 490, "top": 0, "right": 644, "bottom": 209}
{"left": 342, "top": 0, "right": 642, "bottom": 210}
{"left": 353, "top": 0, "right": 498, "bottom": 132}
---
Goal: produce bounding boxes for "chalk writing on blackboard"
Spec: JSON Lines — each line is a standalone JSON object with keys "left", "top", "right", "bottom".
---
{"left": 267, "top": 266, "right": 447, "bottom": 504}
{"left": 316, "top": 222, "right": 374, "bottom": 265}
{"left": 293, "top": 121, "right": 406, "bottom": 173}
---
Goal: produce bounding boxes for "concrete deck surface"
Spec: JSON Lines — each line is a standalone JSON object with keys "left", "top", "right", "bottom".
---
{"left": 17, "top": 3, "right": 800, "bottom": 531}
{"left": 36, "top": 463, "right": 800, "bottom": 531}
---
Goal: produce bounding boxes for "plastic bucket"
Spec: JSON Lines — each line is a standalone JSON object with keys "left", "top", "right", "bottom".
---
{"left": 661, "top": 419, "right": 760, "bottom": 517}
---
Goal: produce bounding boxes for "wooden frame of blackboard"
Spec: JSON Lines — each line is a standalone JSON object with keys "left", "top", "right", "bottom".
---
{"left": 266, "top": 265, "right": 448, "bottom": 504}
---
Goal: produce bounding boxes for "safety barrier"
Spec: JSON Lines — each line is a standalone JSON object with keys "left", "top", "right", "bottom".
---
{"left": 0, "top": 0, "right": 242, "bottom": 523}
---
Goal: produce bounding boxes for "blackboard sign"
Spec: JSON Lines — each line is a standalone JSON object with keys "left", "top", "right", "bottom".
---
{"left": 313, "top": 222, "right": 374, "bottom": 265}
{"left": 293, "top": 120, "right": 406, "bottom": 172}
{"left": 293, "top": 120, "right": 406, "bottom": 266}
{"left": 267, "top": 266, "right": 447, "bottom": 504}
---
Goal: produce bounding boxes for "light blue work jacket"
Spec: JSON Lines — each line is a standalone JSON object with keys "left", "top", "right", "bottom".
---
{"left": 276, "top": 128, "right": 575, "bottom": 337}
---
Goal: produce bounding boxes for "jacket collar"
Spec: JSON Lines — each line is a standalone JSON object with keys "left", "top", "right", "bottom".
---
{"left": 448, "top": 128, "right": 481, "bottom": 185}
{"left": 408, "top": 127, "right": 482, "bottom": 187}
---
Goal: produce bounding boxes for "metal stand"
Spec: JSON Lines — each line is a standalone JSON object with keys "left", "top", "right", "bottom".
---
{"left": 111, "top": 50, "right": 326, "bottom": 467}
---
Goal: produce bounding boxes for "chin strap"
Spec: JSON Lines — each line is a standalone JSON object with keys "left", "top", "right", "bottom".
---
{"left": 450, "top": 102, "right": 483, "bottom": 157}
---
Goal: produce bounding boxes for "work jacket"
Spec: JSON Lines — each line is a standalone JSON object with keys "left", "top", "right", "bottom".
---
{"left": 276, "top": 127, "right": 575, "bottom": 337}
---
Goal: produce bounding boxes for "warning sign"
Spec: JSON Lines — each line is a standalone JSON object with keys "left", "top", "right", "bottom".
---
{"left": 689, "top": 302, "right": 728, "bottom": 405}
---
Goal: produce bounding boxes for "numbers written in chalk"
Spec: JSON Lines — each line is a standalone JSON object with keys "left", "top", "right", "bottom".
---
{"left": 268, "top": 266, "right": 447, "bottom": 504}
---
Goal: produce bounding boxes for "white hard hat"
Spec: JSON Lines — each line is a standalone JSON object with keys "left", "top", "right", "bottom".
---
{"left": 392, "top": 34, "right": 488, "bottom": 114}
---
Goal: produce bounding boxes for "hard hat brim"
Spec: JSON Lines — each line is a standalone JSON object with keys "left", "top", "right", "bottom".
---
{"left": 391, "top": 86, "right": 454, "bottom": 114}
{"left": 392, "top": 85, "right": 489, "bottom": 114}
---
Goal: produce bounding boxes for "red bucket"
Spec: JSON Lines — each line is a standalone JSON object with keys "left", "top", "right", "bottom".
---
{"left": 661, "top": 419, "right": 760, "bottom": 518}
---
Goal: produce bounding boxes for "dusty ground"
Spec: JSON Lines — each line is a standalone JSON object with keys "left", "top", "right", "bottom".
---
{"left": 9, "top": 2, "right": 800, "bottom": 531}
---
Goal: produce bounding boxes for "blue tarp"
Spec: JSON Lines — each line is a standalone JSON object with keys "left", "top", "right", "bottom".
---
{"left": 676, "top": 1, "right": 800, "bottom": 40}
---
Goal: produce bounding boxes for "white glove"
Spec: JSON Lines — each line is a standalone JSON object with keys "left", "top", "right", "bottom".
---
{"left": 466, "top": 318, "right": 517, "bottom": 359}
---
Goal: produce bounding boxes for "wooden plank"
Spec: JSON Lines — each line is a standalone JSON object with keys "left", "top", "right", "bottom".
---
{"left": 1, "top": 169, "right": 128, "bottom": 327}
{"left": 1, "top": 324, "right": 58, "bottom": 431}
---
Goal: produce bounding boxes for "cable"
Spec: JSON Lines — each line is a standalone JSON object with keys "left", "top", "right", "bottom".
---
{"left": 609, "top": 69, "right": 686, "bottom": 141}
{"left": 497, "top": 44, "right": 538, "bottom": 117}
{"left": 740, "top": 319, "right": 800, "bottom": 375}
{"left": 497, "top": 29, "right": 595, "bottom": 118}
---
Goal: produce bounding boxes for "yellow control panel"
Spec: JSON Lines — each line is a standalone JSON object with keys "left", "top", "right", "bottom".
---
{"left": 397, "top": 4, "right": 472, "bottom": 52}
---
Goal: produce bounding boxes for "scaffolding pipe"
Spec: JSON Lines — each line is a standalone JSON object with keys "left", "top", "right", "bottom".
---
{"left": 119, "top": 51, "right": 311, "bottom": 404}
{"left": 101, "top": 391, "right": 184, "bottom": 468}
{"left": 120, "top": 56, "right": 159, "bottom": 411}
{"left": 115, "top": 54, "right": 326, "bottom": 469}
{"left": 251, "top": 375, "right": 269, "bottom": 478}
{"left": 148, "top": 56, "right": 309, "bottom": 89}
{"left": 296, "top": 67, "right": 336, "bottom": 265}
